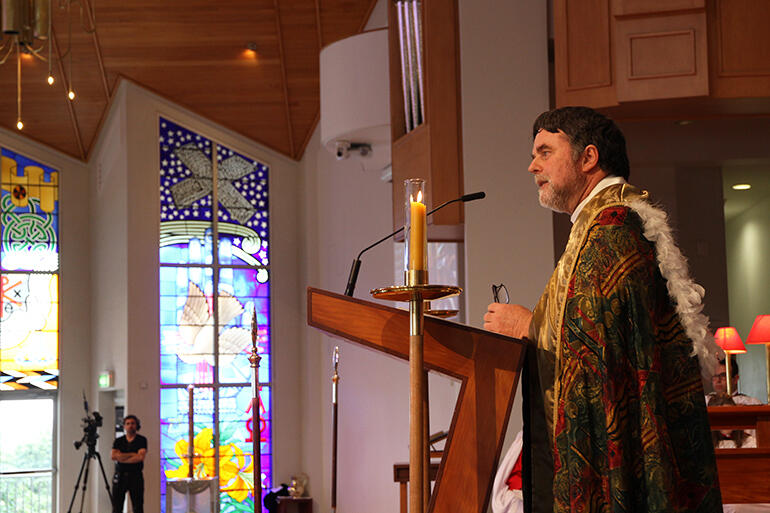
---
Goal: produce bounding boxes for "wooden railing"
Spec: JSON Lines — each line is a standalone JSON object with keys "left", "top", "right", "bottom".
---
{"left": 708, "top": 405, "right": 770, "bottom": 503}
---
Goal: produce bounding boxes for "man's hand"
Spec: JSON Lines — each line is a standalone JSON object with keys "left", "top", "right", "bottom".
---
{"left": 484, "top": 303, "right": 533, "bottom": 340}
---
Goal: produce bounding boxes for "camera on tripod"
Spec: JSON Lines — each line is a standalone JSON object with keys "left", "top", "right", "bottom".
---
{"left": 67, "top": 393, "right": 112, "bottom": 513}
{"left": 74, "top": 409, "right": 103, "bottom": 451}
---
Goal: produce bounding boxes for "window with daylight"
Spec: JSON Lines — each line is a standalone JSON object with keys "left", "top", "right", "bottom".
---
{"left": 158, "top": 118, "right": 271, "bottom": 512}
{"left": 0, "top": 148, "right": 60, "bottom": 513}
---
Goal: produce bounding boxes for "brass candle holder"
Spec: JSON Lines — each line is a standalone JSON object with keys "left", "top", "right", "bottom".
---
{"left": 370, "top": 178, "right": 461, "bottom": 513}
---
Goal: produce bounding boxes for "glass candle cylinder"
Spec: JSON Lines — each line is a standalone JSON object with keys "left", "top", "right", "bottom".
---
{"left": 404, "top": 178, "right": 427, "bottom": 275}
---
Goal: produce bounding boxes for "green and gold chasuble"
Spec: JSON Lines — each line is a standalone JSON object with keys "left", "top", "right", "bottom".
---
{"left": 528, "top": 184, "right": 721, "bottom": 513}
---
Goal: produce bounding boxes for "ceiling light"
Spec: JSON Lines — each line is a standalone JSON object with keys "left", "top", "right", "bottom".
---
{"left": 732, "top": 183, "right": 751, "bottom": 191}
{"left": 16, "top": 119, "right": 23, "bottom": 130}
{"left": 675, "top": 120, "right": 693, "bottom": 126}
{"left": 68, "top": 90, "right": 75, "bottom": 101}
{"left": 47, "top": 75, "right": 55, "bottom": 85}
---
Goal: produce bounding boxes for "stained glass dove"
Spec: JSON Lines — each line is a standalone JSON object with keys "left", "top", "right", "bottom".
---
{"left": 175, "top": 281, "right": 251, "bottom": 366}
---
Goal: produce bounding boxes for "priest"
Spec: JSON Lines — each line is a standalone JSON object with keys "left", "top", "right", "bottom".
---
{"left": 484, "top": 106, "right": 723, "bottom": 513}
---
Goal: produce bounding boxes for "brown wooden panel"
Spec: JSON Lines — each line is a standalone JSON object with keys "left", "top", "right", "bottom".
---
{"left": 615, "top": 12, "right": 709, "bottom": 101}
{"left": 307, "top": 288, "right": 526, "bottom": 513}
{"left": 613, "top": 0, "right": 704, "bottom": 16}
{"left": 708, "top": 0, "right": 770, "bottom": 98}
{"left": 565, "top": 0, "right": 613, "bottom": 90}
{"left": 553, "top": 0, "right": 617, "bottom": 107}
{"left": 628, "top": 30, "right": 697, "bottom": 78}
{"left": 715, "top": 0, "right": 770, "bottom": 76}
{"left": 388, "top": 0, "right": 464, "bottom": 240}
{"left": 715, "top": 448, "right": 770, "bottom": 503}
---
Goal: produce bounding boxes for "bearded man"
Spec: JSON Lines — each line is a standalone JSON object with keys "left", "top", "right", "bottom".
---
{"left": 484, "top": 107, "right": 722, "bottom": 513}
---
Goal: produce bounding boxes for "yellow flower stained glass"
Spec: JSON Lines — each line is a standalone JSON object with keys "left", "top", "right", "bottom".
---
{"left": 165, "top": 428, "right": 255, "bottom": 502}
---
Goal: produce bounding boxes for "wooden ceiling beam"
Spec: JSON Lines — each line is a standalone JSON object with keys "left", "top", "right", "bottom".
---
{"left": 273, "top": 0, "right": 296, "bottom": 158}
{"left": 82, "top": 0, "right": 112, "bottom": 101}
{"left": 52, "top": 27, "right": 86, "bottom": 160}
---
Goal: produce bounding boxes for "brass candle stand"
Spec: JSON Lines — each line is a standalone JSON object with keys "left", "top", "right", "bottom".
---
{"left": 372, "top": 271, "right": 461, "bottom": 513}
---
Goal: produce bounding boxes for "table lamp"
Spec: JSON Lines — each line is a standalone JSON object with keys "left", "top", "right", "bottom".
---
{"left": 714, "top": 326, "right": 747, "bottom": 395}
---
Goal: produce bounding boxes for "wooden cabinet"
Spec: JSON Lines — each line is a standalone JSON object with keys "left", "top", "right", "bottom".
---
{"left": 554, "top": 0, "right": 770, "bottom": 114}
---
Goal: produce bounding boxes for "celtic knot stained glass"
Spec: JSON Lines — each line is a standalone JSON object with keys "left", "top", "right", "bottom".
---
{"left": 0, "top": 148, "right": 59, "bottom": 391}
{"left": 159, "top": 118, "right": 271, "bottom": 512}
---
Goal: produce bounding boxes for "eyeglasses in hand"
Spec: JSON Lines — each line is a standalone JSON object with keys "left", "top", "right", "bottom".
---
{"left": 492, "top": 283, "right": 509, "bottom": 304}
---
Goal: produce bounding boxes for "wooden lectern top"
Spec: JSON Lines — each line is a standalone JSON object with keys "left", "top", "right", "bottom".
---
{"left": 307, "top": 287, "right": 527, "bottom": 513}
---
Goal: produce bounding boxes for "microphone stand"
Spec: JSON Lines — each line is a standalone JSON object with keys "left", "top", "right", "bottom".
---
{"left": 249, "top": 308, "right": 262, "bottom": 512}
{"left": 343, "top": 192, "right": 485, "bottom": 296}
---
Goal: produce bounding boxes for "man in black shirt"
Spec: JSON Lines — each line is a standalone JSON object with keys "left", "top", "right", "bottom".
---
{"left": 111, "top": 415, "right": 147, "bottom": 513}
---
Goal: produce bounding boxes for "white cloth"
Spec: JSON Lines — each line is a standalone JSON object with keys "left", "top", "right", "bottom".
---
{"left": 491, "top": 430, "right": 524, "bottom": 513}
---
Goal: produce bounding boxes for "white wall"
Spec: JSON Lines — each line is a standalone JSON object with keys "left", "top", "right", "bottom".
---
{"left": 459, "top": 0, "right": 552, "bottom": 452}
{"left": 297, "top": 1, "right": 551, "bottom": 512}
{"left": 727, "top": 195, "right": 770, "bottom": 402}
{"left": 0, "top": 125, "right": 91, "bottom": 513}
{"left": 88, "top": 80, "right": 304, "bottom": 510}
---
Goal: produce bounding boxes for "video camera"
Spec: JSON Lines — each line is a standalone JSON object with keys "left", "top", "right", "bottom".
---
{"left": 73, "top": 392, "right": 103, "bottom": 452}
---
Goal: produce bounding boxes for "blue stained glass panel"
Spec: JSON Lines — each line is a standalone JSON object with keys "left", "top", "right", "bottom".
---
{"left": 217, "top": 268, "right": 270, "bottom": 384}
{"left": 160, "top": 119, "right": 213, "bottom": 265}
{"left": 0, "top": 149, "right": 59, "bottom": 272}
{"left": 218, "top": 386, "right": 272, "bottom": 508}
{"left": 215, "top": 144, "right": 268, "bottom": 267}
{"left": 160, "top": 267, "right": 215, "bottom": 385}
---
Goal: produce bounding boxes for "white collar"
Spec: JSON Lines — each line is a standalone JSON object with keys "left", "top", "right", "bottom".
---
{"left": 570, "top": 175, "right": 628, "bottom": 224}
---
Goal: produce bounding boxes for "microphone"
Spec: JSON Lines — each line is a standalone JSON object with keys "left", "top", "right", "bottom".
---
{"left": 343, "top": 191, "right": 486, "bottom": 296}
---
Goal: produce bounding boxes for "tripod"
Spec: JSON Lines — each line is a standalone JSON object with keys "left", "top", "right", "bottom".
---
{"left": 66, "top": 439, "right": 113, "bottom": 513}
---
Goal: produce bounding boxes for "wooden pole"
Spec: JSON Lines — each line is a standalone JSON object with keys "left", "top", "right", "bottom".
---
{"left": 187, "top": 384, "right": 194, "bottom": 478}
{"left": 409, "top": 296, "right": 425, "bottom": 513}
{"left": 250, "top": 307, "right": 263, "bottom": 513}
{"left": 422, "top": 369, "right": 430, "bottom": 512}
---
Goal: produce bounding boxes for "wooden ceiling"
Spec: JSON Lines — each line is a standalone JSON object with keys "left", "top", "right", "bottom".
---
{"left": 0, "top": 0, "right": 377, "bottom": 161}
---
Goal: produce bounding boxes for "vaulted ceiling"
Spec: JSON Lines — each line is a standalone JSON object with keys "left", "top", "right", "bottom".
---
{"left": 0, "top": 0, "right": 377, "bottom": 161}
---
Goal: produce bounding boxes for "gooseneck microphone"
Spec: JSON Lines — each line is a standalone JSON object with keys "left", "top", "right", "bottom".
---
{"left": 343, "top": 191, "right": 486, "bottom": 296}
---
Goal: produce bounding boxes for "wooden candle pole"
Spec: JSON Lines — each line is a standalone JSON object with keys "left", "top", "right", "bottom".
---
{"left": 187, "top": 384, "right": 194, "bottom": 478}
{"left": 250, "top": 307, "right": 262, "bottom": 512}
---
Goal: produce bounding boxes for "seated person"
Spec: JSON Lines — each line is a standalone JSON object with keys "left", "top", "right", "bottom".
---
{"left": 707, "top": 359, "right": 762, "bottom": 405}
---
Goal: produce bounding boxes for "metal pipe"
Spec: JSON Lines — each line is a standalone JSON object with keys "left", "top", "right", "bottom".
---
{"left": 411, "top": 0, "right": 424, "bottom": 125}
{"left": 395, "top": 1, "right": 413, "bottom": 132}
{"left": 403, "top": 0, "right": 420, "bottom": 129}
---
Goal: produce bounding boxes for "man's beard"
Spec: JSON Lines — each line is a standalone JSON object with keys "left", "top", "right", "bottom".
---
{"left": 537, "top": 166, "right": 586, "bottom": 214}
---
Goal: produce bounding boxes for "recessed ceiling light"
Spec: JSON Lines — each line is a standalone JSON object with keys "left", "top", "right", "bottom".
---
{"left": 675, "top": 120, "right": 694, "bottom": 126}
{"left": 732, "top": 183, "right": 752, "bottom": 191}
{"left": 246, "top": 42, "right": 258, "bottom": 52}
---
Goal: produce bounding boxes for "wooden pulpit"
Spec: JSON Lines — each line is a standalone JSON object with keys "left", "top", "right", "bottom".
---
{"left": 307, "top": 287, "right": 527, "bottom": 513}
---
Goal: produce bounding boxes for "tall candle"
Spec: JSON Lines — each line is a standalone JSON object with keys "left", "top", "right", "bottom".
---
{"left": 409, "top": 192, "right": 427, "bottom": 270}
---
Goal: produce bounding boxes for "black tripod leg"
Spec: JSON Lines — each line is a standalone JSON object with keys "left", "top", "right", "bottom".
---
{"left": 78, "top": 454, "right": 91, "bottom": 513}
{"left": 94, "top": 451, "right": 114, "bottom": 501}
{"left": 66, "top": 452, "right": 89, "bottom": 513}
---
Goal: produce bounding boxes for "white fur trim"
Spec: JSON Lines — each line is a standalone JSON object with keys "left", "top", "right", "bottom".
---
{"left": 629, "top": 199, "right": 722, "bottom": 377}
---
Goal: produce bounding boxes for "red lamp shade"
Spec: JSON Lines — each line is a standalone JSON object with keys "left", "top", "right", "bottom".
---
{"left": 714, "top": 326, "right": 747, "bottom": 354}
{"left": 746, "top": 315, "right": 770, "bottom": 345}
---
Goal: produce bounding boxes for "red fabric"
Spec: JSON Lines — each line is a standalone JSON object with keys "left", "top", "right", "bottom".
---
{"left": 506, "top": 452, "right": 523, "bottom": 490}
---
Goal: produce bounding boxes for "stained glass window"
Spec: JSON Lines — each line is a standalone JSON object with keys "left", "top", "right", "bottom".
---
{"left": 159, "top": 118, "right": 271, "bottom": 512}
{"left": 0, "top": 148, "right": 59, "bottom": 391}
